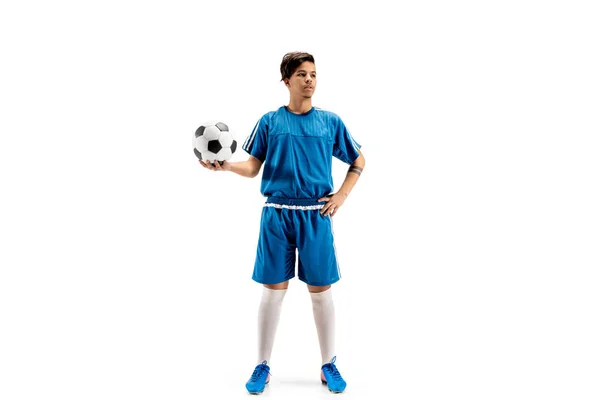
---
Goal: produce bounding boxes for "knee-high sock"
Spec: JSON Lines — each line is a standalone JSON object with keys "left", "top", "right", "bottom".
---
{"left": 310, "top": 288, "right": 336, "bottom": 365}
{"left": 257, "top": 287, "right": 287, "bottom": 364}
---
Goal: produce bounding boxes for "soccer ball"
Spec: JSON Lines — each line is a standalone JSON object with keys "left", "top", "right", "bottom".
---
{"left": 193, "top": 120, "right": 237, "bottom": 165}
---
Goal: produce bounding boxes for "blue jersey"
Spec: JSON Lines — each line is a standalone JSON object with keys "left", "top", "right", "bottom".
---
{"left": 242, "top": 106, "right": 361, "bottom": 199}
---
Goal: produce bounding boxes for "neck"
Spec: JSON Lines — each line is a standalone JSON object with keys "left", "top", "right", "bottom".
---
{"left": 287, "top": 97, "right": 312, "bottom": 114}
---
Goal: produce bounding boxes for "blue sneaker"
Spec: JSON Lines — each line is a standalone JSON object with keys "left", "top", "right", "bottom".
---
{"left": 321, "top": 356, "right": 346, "bottom": 393}
{"left": 245, "top": 360, "right": 270, "bottom": 394}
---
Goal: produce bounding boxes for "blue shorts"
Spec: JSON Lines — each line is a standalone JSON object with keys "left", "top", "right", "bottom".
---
{"left": 252, "top": 196, "right": 341, "bottom": 286}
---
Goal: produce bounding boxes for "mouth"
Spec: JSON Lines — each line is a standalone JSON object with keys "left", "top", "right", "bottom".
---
{"left": 304, "top": 86, "right": 313, "bottom": 90}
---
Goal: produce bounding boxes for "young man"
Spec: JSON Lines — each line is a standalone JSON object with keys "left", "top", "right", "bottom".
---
{"left": 199, "top": 52, "right": 365, "bottom": 394}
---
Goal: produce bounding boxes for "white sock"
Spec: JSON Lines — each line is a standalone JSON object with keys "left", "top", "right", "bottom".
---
{"left": 257, "top": 287, "right": 287, "bottom": 364}
{"left": 310, "top": 288, "right": 336, "bottom": 365}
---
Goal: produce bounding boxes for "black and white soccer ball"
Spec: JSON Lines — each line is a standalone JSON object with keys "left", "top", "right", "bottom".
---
{"left": 193, "top": 120, "right": 237, "bottom": 165}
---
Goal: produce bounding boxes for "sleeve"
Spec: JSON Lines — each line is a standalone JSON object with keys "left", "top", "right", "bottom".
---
{"left": 242, "top": 114, "right": 268, "bottom": 162}
{"left": 332, "top": 115, "right": 361, "bottom": 165}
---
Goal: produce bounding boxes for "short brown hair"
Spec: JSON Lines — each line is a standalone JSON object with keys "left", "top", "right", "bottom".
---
{"left": 280, "top": 52, "right": 315, "bottom": 81}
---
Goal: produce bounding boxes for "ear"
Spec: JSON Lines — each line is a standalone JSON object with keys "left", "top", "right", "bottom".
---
{"left": 283, "top": 78, "right": 290, "bottom": 87}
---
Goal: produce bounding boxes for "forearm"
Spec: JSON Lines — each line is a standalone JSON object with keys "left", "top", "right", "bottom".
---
{"left": 227, "top": 159, "right": 261, "bottom": 178}
{"left": 338, "top": 171, "right": 361, "bottom": 198}
{"left": 337, "top": 152, "right": 365, "bottom": 198}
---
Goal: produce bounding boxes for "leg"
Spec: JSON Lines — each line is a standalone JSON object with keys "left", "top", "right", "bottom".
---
{"left": 309, "top": 284, "right": 346, "bottom": 392}
{"left": 307, "top": 284, "right": 335, "bottom": 365}
{"left": 257, "top": 281, "right": 289, "bottom": 364}
{"left": 252, "top": 206, "right": 295, "bottom": 364}
{"left": 246, "top": 281, "right": 289, "bottom": 394}
{"left": 296, "top": 211, "right": 338, "bottom": 364}
{"left": 246, "top": 206, "right": 295, "bottom": 394}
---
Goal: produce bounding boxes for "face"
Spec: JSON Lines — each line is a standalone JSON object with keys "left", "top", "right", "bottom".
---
{"left": 285, "top": 61, "right": 317, "bottom": 98}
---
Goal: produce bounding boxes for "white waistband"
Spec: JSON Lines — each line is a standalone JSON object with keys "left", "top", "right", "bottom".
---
{"left": 264, "top": 203, "right": 324, "bottom": 210}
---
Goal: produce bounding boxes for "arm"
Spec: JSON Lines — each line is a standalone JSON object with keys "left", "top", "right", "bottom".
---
{"left": 199, "top": 155, "right": 262, "bottom": 178}
{"left": 318, "top": 149, "right": 365, "bottom": 216}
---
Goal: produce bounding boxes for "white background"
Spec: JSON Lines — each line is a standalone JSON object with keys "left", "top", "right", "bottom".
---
{"left": 1, "top": 1, "right": 599, "bottom": 399}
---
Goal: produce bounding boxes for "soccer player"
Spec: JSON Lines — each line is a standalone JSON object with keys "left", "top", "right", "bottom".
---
{"left": 199, "top": 51, "right": 365, "bottom": 394}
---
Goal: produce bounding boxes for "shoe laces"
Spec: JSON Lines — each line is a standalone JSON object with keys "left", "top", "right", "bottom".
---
{"left": 249, "top": 360, "right": 270, "bottom": 382}
{"left": 323, "top": 356, "right": 343, "bottom": 381}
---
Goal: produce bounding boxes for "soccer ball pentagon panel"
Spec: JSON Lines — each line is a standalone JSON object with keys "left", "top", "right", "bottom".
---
{"left": 193, "top": 120, "right": 237, "bottom": 165}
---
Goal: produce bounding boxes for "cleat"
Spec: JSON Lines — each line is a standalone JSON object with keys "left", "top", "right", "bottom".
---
{"left": 245, "top": 360, "right": 271, "bottom": 394}
{"left": 321, "top": 356, "right": 346, "bottom": 393}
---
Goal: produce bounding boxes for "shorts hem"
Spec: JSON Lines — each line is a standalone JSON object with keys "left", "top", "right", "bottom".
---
{"left": 252, "top": 274, "right": 295, "bottom": 285}
{"left": 298, "top": 276, "right": 340, "bottom": 286}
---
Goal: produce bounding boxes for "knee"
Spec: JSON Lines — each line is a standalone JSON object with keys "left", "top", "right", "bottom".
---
{"left": 264, "top": 281, "right": 289, "bottom": 290}
{"left": 307, "top": 284, "right": 331, "bottom": 293}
